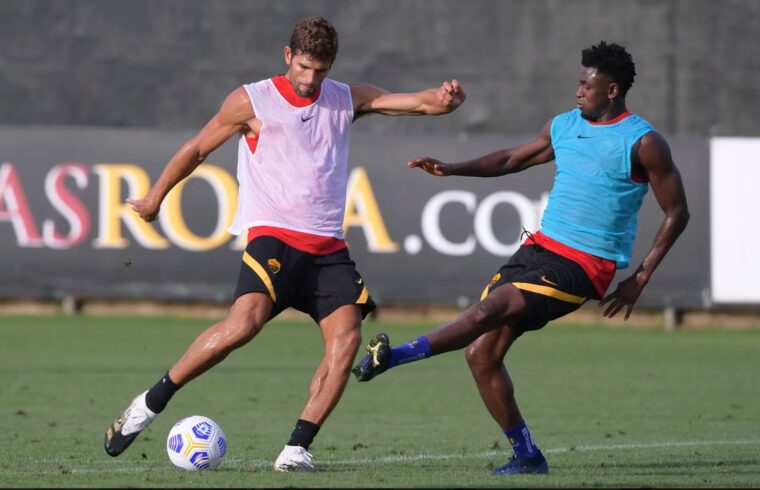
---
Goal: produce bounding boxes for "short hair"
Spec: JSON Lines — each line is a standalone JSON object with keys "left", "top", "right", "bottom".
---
{"left": 289, "top": 16, "right": 339, "bottom": 63}
{"left": 581, "top": 41, "right": 636, "bottom": 96}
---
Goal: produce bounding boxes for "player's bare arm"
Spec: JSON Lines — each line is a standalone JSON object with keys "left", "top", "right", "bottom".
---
{"left": 127, "top": 86, "right": 257, "bottom": 222}
{"left": 600, "top": 131, "right": 690, "bottom": 319}
{"left": 408, "top": 121, "right": 555, "bottom": 177}
{"left": 350, "top": 80, "right": 466, "bottom": 120}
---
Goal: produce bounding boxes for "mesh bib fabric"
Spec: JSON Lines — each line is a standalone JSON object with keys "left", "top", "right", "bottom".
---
{"left": 541, "top": 109, "right": 654, "bottom": 269}
{"left": 228, "top": 77, "right": 354, "bottom": 238}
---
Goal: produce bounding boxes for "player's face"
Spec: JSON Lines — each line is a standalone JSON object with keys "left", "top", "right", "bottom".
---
{"left": 284, "top": 47, "right": 332, "bottom": 97}
{"left": 575, "top": 66, "right": 615, "bottom": 121}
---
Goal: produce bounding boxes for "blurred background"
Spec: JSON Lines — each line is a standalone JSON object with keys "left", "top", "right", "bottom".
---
{"left": 3, "top": 0, "right": 758, "bottom": 135}
{"left": 1, "top": 0, "right": 759, "bottom": 325}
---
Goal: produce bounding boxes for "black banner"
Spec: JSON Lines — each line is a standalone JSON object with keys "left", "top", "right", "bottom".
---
{"left": 0, "top": 127, "right": 708, "bottom": 308}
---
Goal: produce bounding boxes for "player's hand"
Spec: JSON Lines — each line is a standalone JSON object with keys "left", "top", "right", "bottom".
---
{"left": 598, "top": 270, "right": 648, "bottom": 321}
{"left": 126, "top": 196, "right": 161, "bottom": 222}
{"left": 436, "top": 79, "right": 466, "bottom": 111}
{"left": 407, "top": 156, "right": 451, "bottom": 176}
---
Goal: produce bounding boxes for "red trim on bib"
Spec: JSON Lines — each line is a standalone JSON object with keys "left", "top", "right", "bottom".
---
{"left": 245, "top": 133, "right": 259, "bottom": 154}
{"left": 272, "top": 74, "right": 320, "bottom": 107}
{"left": 248, "top": 226, "right": 346, "bottom": 255}
{"left": 525, "top": 231, "right": 616, "bottom": 298}
{"left": 587, "top": 111, "right": 631, "bottom": 126}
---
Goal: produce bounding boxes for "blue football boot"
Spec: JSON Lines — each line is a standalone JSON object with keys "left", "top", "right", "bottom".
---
{"left": 492, "top": 450, "right": 549, "bottom": 475}
{"left": 351, "top": 333, "right": 390, "bottom": 382}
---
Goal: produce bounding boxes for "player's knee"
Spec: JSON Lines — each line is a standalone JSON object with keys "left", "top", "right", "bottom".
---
{"left": 341, "top": 326, "right": 362, "bottom": 355}
{"left": 224, "top": 316, "right": 264, "bottom": 346}
{"left": 470, "top": 298, "right": 502, "bottom": 330}
{"left": 329, "top": 325, "right": 361, "bottom": 368}
{"left": 465, "top": 343, "right": 499, "bottom": 376}
{"left": 464, "top": 343, "right": 482, "bottom": 367}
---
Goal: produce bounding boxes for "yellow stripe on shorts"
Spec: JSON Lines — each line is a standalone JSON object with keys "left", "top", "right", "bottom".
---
{"left": 512, "top": 282, "right": 586, "bottom": 304}
{"left": 356, "top": 286, "right": 369, "bottom": 304}
{"left": 242, "top": 251, "right": 276, "bottom": 302}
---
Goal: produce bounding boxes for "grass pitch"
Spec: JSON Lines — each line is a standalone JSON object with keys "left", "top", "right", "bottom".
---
{"left": 1, "top": 314, "right": 759, "bottom": 488}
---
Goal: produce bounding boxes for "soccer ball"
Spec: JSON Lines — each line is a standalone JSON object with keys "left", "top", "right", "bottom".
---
{"left": 166, "top": 415, "right": 227, "bottom": 470}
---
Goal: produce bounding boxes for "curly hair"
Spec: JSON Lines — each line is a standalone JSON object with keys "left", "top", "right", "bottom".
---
{"left": 581, "top": 41, "right": 637, "bottom": 96}
{"left": 289, "top": 16, "right": 339, "bottom": 63}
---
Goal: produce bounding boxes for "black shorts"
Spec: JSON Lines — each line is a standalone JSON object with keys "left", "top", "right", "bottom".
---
{"left": 480, "top": 243, "right": 601, "bottom": 336}
{"left": 234, "top": 236, "right": 376, "bottom": 323}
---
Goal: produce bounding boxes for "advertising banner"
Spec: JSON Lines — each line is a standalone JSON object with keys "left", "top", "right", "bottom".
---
{"left": 0, "top": 127, "right": 709, "bottom": 308}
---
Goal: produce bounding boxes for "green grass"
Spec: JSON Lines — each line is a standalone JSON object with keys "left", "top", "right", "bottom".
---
{"left": 1, "top": 314, "right": 759, "bottom": 487}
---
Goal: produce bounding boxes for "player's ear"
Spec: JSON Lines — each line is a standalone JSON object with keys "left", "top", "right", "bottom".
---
{"left": 608, "top": 82, "right": 620, "bottom": 100}
{"left": 284, "top": 46, "right": 292, "bottom": 66}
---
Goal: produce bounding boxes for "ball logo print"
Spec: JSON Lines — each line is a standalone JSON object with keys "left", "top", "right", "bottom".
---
{"left": 192, "top": 421, "right": 213, "bottom": 439}
{"left": 166, "top": 416, "right": 227, "bottom": 470}
{"left": 167, "top": 434, "right": 184, "bottom": 453}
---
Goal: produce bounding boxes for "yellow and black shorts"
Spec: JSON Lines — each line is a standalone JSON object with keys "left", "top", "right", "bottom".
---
{"left": 233, "top": 235, "right": 376, "bottom": 322}
{"left": 481, "top": 243, "right": 601, "bottom": 336}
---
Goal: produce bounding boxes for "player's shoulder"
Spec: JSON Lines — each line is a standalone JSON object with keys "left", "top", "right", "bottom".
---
{"left": 323, "top": 77, "right": 346, "bottom": 86}
{"left": 551, "top": 108, "right": 583, "bottom": 127}
{"left": 320, "top": 77, "right": 349, "bottom": 91}
{"left": 627, "top": 114, "right": 663, "bottom": 147}
{"left": 225, "top": 85, "right": 255, "bottom": 105}
{"left": 561, "top": 108, "right": 583, "bottom": 118}
{"left": 246, "top": 76, "right": 280, "bottom": 91}
{"left": 549, "top": 108, "right": 582, "bottom": 137}
{"left": 633, "top": 129, "right": 675, "bottom": 171}
{"left": 626, "top": 112, "right": 655, "bottom": 129}
{"left": 637, "top": 129, "right": 670, "bottom": 151}
{"left": 213, "top": 86, "right": 256, "bottom": 122}
{"left": 555, "top": 108, "right": 582, "bottom": 119}
{"left": 238, "top": 78, "right": 270, "bottom": 103}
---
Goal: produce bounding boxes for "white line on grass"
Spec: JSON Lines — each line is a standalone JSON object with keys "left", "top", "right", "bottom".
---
{"left": 6, "top": 439, "right": 760, "bottom": 475}
{"left": 316, "top": 439, "right": 760, "bottom": 467}
{"left": 545, "top": 439, "right": 760, "bottom": 454}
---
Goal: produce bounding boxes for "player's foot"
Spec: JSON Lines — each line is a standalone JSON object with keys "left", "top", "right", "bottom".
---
{"left": 104, "top": 390, "right": 157, "bottom": 457}
{"left": 351, "top": 333, "right": 390, "bottom": 382}
{"left": 273, "top": 445, "right": 316, "bottom": 472}
{"left": 492, "top": 450, "right": 549, "bottom": 475}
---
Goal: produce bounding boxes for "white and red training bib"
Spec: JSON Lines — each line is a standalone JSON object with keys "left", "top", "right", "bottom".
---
{"left": 228, "top": 76, "right": 354, "bottom": 241}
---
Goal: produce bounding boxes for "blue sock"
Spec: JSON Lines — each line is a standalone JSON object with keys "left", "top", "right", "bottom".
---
{"left": 388, "top": 336, "right": 432, "bottom": 368}
{"left": 503, "top": 420, "right": 539, "bottom": 457}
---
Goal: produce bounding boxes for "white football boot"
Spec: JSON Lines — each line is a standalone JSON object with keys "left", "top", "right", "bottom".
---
{"left": 104, "top": 390, "right": 158, "bottom": 456}
{"left": 273, "top": 445, "right": 316, "bottom": 472}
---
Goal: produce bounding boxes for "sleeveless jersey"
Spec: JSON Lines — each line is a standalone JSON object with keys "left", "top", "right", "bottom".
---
{"left": 228, "top": 77, "right": 354, "bottom": 239}
{"left": 541, "top": 108, "right": 654, "bottom": 269}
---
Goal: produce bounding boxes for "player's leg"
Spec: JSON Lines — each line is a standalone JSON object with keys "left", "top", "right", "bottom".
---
{"left": 464, "top": 323, "right": 522, "bottom": 430}
{"left": 104, "top": 293, "right": 273, "bottom": 457}
{"left": 465, "top": 322, "right": 547, "bottom": 475}
{"left": 302, "top": 304, "right": 362, "bottom": 425}
{"left": 427, "top": 284, "right": 527, "bottom": 353}
{"left": 274, "top": 248, "right": 373, "bottom": 472}
{"left": 352, "top": 283, "right": 528, "bottom": 381}
{"left": 274, "top": 305, "right": 363, "bottom": 471}
{"left": 105, "top": 235, "right": 287, "bottom": 457}
{"left": 167, "top": 292, "right": 272, "bottom": 385}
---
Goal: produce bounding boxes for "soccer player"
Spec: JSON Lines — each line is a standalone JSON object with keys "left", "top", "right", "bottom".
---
{"left": 103, "top": 16, "right": 466, "bottom": 472}
{"left": 352, "top": 41, "right": 689, "bottom": 475}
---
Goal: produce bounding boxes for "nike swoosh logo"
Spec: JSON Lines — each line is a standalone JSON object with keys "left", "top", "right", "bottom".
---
{"left": 576, "top": 135, "right": 593, "bottom": 139}
{"left": 540, "top": 275, "right": 558, "bottom": 286}
{"left": 356, "top": 277, "right": 363, "bottom": 284}
{"left": 301, "top": 114, "right": 315, "bottom": 122}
